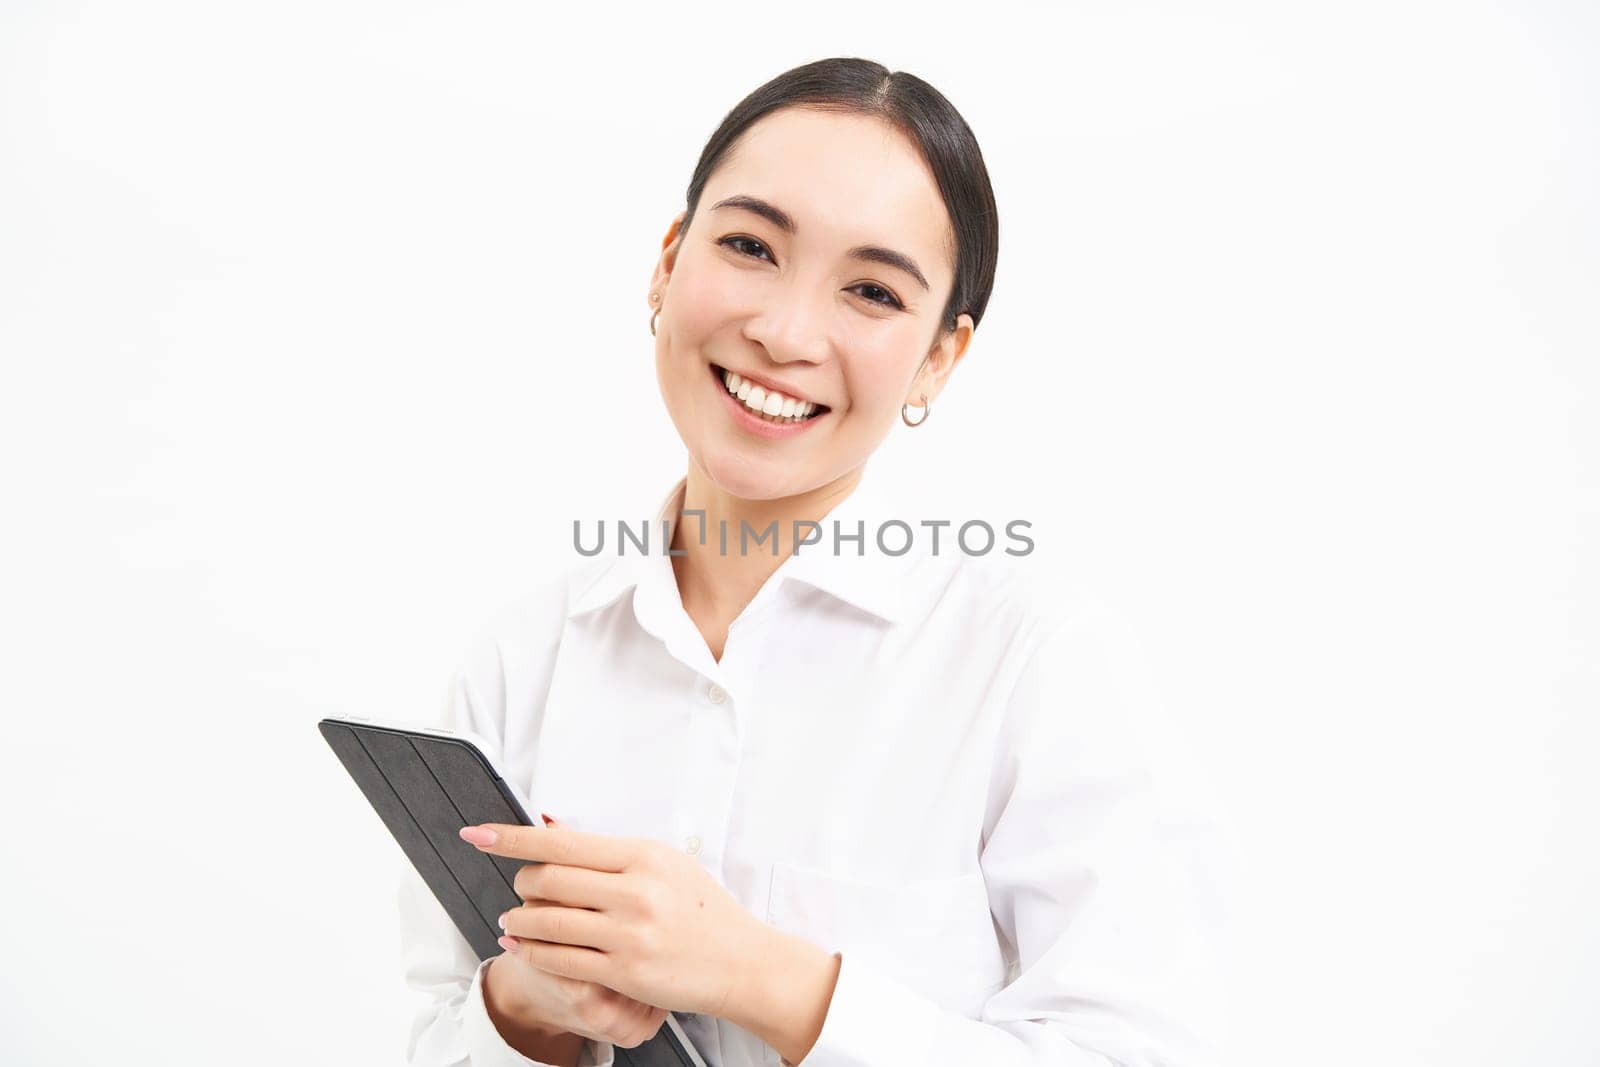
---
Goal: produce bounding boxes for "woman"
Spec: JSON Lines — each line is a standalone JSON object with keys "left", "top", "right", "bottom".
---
{"left": 399, "top": 57, "right": 1227, "bottom": 1067}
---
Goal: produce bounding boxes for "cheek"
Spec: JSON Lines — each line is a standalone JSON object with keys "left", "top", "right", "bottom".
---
{"left": 843, "top": 342, "right": 922, "bottom": 415}
{"left": 665, "top": 259, "right": 746, "bottom": 344}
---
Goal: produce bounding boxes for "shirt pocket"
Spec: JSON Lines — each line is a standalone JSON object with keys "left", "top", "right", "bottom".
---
{"left": 765, "top": 861, "right": 1010, "bottom": 1018}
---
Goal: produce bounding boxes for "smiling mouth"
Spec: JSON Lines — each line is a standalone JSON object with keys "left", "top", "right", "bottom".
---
{"left": 710, "top": 363, "right": 831, "bottom": 424}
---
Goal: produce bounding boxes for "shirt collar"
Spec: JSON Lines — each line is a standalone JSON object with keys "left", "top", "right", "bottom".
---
{"left": 778, "top": 469, "right": 912, "bottom": 624}
{"left": 565, "top": 468, "right": 914, "bottom": 626}
{"left": 565, "top": 481, "right": 687, "bottom": 620}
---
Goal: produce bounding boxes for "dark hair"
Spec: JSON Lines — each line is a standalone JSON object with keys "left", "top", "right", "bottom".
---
{"left": 680, "top": 57, "right": 999, "bottom": 338}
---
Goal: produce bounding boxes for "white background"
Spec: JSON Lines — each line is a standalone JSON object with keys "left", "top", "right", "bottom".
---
{"left": 1, "top": 2, "right": 1594, "bottom": 1064}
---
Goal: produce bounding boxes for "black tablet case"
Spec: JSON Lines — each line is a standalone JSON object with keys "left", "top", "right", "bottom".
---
{"left": 319, "top": 718, "right": 705, "bottom": 1066}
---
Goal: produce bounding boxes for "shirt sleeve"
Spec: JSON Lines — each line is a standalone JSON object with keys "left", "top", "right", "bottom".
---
{"left": 396, "top": 666, "right": 619, "bottom": 1067}
{"left": 795, "top": 599, "right": 1233, "bottom": 1066}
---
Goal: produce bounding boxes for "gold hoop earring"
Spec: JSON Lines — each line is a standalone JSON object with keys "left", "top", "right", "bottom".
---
{"left": 902, "top": 395, "right": 931, "bottom": 427}
{"left": 649, "top": 292, "right": 661, "bottom": 336}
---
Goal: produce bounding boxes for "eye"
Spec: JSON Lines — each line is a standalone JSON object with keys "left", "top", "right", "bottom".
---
{"left": 851, "top": 283, "right": 905, "bottom": 311}
{"left": 718, "top": 235, "right": 773, "bottom": 262}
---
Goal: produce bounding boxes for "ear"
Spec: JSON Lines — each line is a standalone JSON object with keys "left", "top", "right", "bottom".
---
{"left": 907, "top": 313, "right": 976, "bottom": 407}
{"left": 648, "top": 211, "right": 689, "bottom": 304}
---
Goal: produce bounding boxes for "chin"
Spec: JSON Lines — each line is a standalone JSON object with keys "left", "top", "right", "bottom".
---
{"left": 699, "top": 458, "right": 788, "bottom": 502}
{"left": 691, "top": 446, "right": 810, "bottom": 503}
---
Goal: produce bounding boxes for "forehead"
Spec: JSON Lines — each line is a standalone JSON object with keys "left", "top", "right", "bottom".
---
{"left": 704, "top": 107, "right": 955, "bottom": 276}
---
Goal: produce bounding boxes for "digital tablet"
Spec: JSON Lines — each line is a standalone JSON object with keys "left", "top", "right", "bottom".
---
{"left": 318, "top": 714, "right": 709, "bottom": 1067}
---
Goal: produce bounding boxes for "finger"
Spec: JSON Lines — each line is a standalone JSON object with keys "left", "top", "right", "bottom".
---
{"left": 500, "top": 935, "right": 611, "bottom": 986}
{"left": 514, "top": 862, "right": 630, "bottom": 911}
{"left": 459, "top": 823, "right": 637, "bottom": 872}
{"left": 501, "top": 901, "right": 620, "bottom": 952}
{"left": 623, "top": 1005, "right": 669, "bottom": 1049}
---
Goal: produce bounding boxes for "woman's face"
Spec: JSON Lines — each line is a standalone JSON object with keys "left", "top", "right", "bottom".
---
{"left": 649, "top": 106, "right": 974, "bottom": 503}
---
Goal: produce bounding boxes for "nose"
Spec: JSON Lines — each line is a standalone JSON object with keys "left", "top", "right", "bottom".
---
{"left": 741, "top": 281, "right": 833, "bottom": 366}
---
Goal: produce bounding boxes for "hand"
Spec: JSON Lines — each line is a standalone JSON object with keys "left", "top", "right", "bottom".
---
{"left": 459, "top": 816, "right": 770, "bottom": 1019}
{"left": 489, "top": 953, "right": 671, "bottom": 1051}
{"left": 484, "top": 818, "right": 670, "bottom": 1051}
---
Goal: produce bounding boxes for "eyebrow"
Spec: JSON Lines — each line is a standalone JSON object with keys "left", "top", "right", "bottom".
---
{"left": 709, "top": 194, "right": 931, "bottom": 292}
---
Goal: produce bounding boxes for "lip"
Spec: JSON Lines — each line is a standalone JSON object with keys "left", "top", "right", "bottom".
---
{"left": 710, "top": 363, "right": 830, "bottom": 440}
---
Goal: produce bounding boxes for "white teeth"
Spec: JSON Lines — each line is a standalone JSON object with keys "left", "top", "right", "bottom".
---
{"left": 718, "top": 366, "right": 821, "bottom": 423}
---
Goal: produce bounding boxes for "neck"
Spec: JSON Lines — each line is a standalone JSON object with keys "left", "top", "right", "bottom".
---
{"left": 669, "top": 460, "right": 863, "bottom": 623}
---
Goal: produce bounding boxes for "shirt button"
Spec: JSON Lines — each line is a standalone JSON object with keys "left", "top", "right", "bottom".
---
{"left": 707, "top": 684, "right": 728, "bottom": 704}
{"left": 684, "top": 834, "right": 702, "bottom": 855}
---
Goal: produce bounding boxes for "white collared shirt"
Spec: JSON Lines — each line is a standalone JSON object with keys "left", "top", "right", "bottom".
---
{"left": 397, "top": 469, "right": 1230, "bottom": 1066}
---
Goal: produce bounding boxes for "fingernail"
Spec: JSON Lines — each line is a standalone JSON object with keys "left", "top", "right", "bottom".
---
{"left": 497, "top": 935, "right": 518, "bottom": 953}
{"left": 459, "top": 826, "right": 497, "bottom": 847}
{"left": 540, "top": 812, "right": 556, "bottom": 826}
{"left": 497, "top": 911, "right": 508, "bottom": 930}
